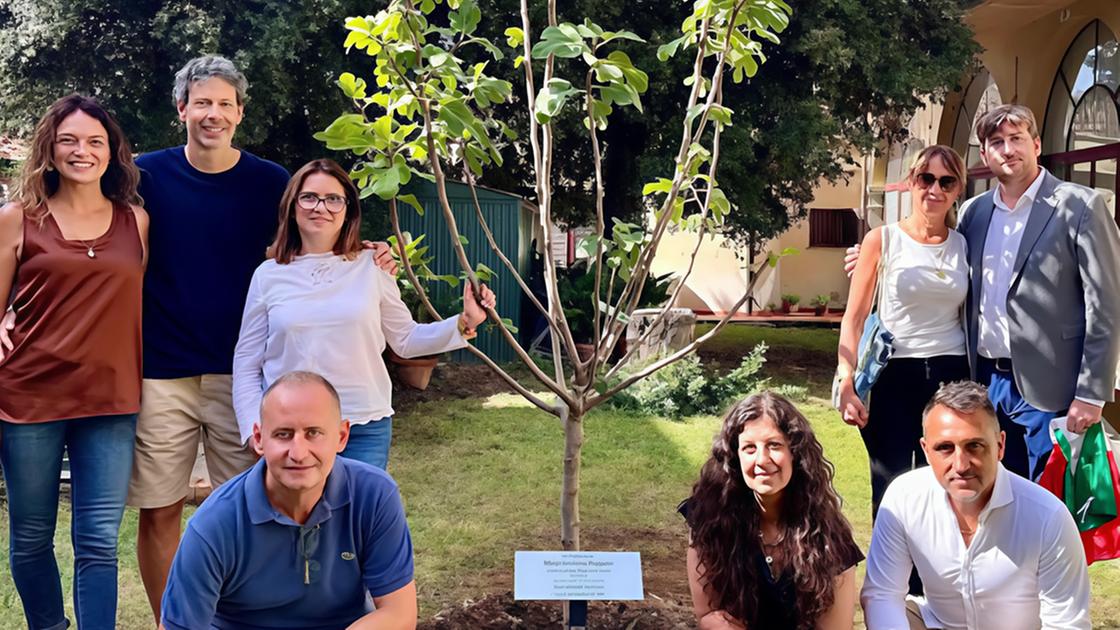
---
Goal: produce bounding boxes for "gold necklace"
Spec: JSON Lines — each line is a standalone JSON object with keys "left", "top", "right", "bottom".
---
{"left": 934, "top": 246, "right": 946, "bottom": 279}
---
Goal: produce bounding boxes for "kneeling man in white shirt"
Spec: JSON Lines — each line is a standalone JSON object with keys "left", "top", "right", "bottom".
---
{"left": 860, "top": 380, "right": 1090, "bottom": 630}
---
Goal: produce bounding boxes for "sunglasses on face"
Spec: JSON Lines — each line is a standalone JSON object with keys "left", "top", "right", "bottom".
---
{"left": 914, "top": 172, "right": 959, "bottom": 192}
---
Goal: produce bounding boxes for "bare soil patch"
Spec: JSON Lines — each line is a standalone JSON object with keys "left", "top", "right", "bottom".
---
{"left": 392, "top": 361, "right": 518, "bottom": 410}
{"left": 419, "top": 592, "right": 694, "bottom": 630}
{"left": 418, "top": 526, "right": 694, "bottom": 629}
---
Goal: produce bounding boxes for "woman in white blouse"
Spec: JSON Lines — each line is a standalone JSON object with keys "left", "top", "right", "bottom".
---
{"left": 836, "top": 145, "right": 971, "bottom": 523}
{"left": 232, "top": 158, "right": 495, "bottom": 469}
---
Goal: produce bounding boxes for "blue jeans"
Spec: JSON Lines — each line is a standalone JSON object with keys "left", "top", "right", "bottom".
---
{"left": 340, "top": 417, "right": 392, "bottom": 470}
{"left": 978, "top": 358, "right": 1057, "bottom": 481}
{"left": 0, "top": 413, "right": 137, "bottom": 630}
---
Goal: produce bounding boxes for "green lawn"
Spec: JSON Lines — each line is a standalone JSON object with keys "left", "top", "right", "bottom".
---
{"left": 1, "top": 323, "right": 1119, "bottom": 627}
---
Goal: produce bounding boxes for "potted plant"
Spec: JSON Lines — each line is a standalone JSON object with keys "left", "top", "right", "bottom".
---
{"left": 780, "top": 293, "right": 800, "bottom": 314}
{"left": 811, "top": 294, "right": 829, "bottom": 316}
{"left": 558, "top": 258, "right": 671, "bottom": 363}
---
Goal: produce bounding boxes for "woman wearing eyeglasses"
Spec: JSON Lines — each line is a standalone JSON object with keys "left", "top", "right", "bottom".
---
{"left": 231, "top": 158, "right": 495, "bottom": 469}
{"left": 835, "top": 145, "right": 971, "bottom": 521}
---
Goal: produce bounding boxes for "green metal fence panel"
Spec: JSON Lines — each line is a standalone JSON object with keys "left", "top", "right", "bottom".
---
{"left": 396, "top": 180, "right": 529, "bottom": 363}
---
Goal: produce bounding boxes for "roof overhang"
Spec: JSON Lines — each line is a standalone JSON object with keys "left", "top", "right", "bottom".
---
{"left": 965, "top": 0, "right": 1081, "bottom": 34}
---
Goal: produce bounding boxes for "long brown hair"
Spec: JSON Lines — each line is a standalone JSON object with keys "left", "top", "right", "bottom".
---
{"left": 685, "top": 392, "right": 856, "bottom": 629}
{"left": 268, "top": 159, "right": 363, "bottom": 264}
{"left": 908, "top": 144, "right": 966, "bottom": 228}
{"left": 13, "top": 94, "right": 140, "bottom": 221}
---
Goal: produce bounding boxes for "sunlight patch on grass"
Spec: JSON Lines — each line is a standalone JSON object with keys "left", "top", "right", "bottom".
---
{"left": 481, "top": 391, "right": 554, "bottom": 409}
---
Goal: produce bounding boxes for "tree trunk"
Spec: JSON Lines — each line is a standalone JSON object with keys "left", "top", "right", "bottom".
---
{"left": 560, "top": 404, "right": 582, "bottom": 551}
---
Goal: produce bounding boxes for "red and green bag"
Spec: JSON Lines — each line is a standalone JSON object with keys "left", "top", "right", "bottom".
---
{"left": 1038, "top": 418, "right": 1120, "bottom": 565}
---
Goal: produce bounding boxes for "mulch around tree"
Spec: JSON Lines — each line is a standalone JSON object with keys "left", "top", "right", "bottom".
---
{"left": 418, "top": 591, "right": 695, "bottom": 629}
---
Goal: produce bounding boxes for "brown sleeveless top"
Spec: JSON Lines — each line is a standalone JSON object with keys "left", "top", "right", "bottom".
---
{"left": 0, "top": 203, "right": 143, "bottom": 422}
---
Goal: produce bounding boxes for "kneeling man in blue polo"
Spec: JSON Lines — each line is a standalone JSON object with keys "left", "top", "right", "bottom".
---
{"left": 160, "top": 371, "right": 417, "bottom": 630}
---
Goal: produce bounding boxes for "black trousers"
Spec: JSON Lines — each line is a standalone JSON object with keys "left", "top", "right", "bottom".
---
{"left": 861, "top": 354, "right": 971, "bottom": 519}
{"left": 861, "top": 354, "right": 969, "bottom": 596}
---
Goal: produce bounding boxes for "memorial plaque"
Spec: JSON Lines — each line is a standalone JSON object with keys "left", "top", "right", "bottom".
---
{"left": 514, "top": 551, "right": 644, "bottom": 601}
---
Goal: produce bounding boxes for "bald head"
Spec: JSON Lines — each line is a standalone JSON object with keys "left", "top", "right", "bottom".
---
{"left": 260, "top": 371, "right": 342, "bottom": 427}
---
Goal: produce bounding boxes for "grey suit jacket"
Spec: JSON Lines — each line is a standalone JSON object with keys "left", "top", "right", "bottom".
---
{"left": 958, "top": 171, "right": 1120, "bottom": 412}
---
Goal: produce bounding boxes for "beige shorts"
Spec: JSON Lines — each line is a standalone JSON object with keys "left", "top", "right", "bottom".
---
{"left": 127, "top": 375, "right": 257, "bottom": 508}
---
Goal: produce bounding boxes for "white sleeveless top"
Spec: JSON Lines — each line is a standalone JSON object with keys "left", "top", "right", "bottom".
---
{"left": 877, "top": 223, "right": 968, "bottom": 358}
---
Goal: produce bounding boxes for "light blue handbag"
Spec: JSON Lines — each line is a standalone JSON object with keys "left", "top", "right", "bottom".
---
{"left": 833, "top": 228, "right": 894, "bottom": 407}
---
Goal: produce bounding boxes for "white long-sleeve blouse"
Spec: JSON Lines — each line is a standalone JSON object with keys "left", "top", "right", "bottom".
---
{"left": 231, "top": 250, "right": 468, "bottom": 444}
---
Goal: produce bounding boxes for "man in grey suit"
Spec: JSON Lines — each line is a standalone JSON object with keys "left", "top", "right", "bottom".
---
{"left": 957, "top": 103, "right": 1120, "bottom": 480}
{"left": 846, "top": 104, "right": 1120, "bottom": 480}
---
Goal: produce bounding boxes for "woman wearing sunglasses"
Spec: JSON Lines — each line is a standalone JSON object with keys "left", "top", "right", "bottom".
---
{"left": 835, "top": 145, "right": 971, "bottom": 521}
{"left": 231, "top": 159, "right": 495, "bottom": 470}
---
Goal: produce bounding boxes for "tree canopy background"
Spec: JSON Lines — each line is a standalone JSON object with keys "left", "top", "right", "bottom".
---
{"left": 0, "top": 0, "right": 978, "bottom": 244}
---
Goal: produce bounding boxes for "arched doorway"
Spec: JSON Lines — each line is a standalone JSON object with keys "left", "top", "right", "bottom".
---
{"left": 1041, "top": 19, "right": 1120, "bottom": 221}
{"left": 949, "top": 68, "right": 1002, "bottom": 198}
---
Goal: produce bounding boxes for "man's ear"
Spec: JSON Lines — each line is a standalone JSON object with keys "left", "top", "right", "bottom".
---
{"left": 996, "top": 430, "right": 1006, "bottom": 461}
{"left": 337, "top": 419, "right": 351, "bottom": 453}
{"left": 252, "top": 421, "right": 265, "bottom": 456}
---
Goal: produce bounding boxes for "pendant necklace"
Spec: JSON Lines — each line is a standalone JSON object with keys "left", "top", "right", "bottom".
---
{"left": 760, "top": 530, "right": 785, "bottom": 566}
{"left": 933, "top": 245, "right": 946, "bottom": 279}
{"left": 78, "top": 239, "right": 97, "bottom": 259}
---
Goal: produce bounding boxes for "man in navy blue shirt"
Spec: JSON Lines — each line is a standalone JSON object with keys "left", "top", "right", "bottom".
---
{"left": 120, "top": 54, "right": 397, "bottom": 623}
{"left": 124, "top": 55, "right": 292, "bottom": 622}
{"left": 160, "top": 371, "right": 417, "bottom": 630}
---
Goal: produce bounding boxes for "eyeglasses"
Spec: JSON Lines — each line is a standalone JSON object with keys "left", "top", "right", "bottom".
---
{"left": 914, "top": 173, "right": 959, "bottom": 192}
{"left": 296, "top": 192, "right": 347, "bottom": 214}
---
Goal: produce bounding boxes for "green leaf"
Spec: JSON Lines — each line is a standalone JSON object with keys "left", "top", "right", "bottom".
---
{"left": 397, "top": 193, "right": 424, "bottom": 216}
{"left": 656, "top": 33, "right": 690, "bottom": 61}
{"left": 599, "top": 30, "right": 644, "bottom": 46}
{"left": 336, "top": 72, "right": 367, "bottom": 99}
{"left": 533, "top": 78, "right": 580, "bottom": 124}
{"left": 370, "top": 167, "right": 401, "bottom": 200}
{"left": 575, "top": 234, "right": 600, "bottom": 258}
{"left": 642, "top": 177, "right": 674, "bottom": 196}
{"left": 708, "top": 187, "right": 730, "bottom": 220}
{"left": 531, "top": 25, "right": 587, "bottom": 59}
{"left": 313, "top": 114, "right": 375, "bottom": 152}
{"left": 448, "top": 0, "right": 481, "bottom": 35}
{"left": 504, "top": 27, "right": 525, "bottom": 48}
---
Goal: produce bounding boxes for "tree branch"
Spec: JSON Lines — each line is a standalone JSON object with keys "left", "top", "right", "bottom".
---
{"left": 585, "top": 68, "right": 608, "bottom": 380}
{"left": 461, "top": 164, "right": 551, "bottom": 321}
{"left": 586, "top": 253, "right": 770, "bottom": 411}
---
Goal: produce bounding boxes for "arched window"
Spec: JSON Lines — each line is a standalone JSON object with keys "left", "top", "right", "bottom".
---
{"left": 1043, "top": 20, "right": 1120, "bottom": 155}
{"left": 950, "top": 69, "right": 1002, "bottom": 170}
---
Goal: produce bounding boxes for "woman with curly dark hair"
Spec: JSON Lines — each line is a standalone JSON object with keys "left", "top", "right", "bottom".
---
{"left": 681, "top": 392, "right": 862, "bottom": 629}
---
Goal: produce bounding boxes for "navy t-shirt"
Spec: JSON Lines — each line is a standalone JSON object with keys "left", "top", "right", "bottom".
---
{"left": 138, "top": 147, "right": 290, "bottom": 378}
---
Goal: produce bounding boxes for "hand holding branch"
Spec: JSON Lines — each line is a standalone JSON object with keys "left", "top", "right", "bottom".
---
{"left": 461, "top": 282, "right": 496, "bottom": 330}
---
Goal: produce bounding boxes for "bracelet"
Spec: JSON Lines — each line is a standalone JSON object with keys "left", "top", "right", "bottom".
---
{"left": 457, "top": 317, "right": 477, "bottom": 340}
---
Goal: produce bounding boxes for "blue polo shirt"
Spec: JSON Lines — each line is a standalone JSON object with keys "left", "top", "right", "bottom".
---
{"left": 138, "top": 147, "right": 290, "bottom": 378}
{"left": 161, "top": 457, "right": 414, "bottom": 630}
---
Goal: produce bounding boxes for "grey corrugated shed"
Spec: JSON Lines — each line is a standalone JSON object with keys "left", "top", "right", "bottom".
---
{"left": 395, "top": 179, "right": 533, "bottom": 363}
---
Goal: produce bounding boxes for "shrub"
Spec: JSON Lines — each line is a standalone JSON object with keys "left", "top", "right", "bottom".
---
{"left": 609, "top": 343, "right": 769, "bottom": 419}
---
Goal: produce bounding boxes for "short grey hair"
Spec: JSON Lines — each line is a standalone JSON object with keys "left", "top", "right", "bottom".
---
{"left": 922, "top": 380, "right": 998, "bottom": 432}
{"left": 173, "top": 55, "right": 248, "bottom": 106}
{"left": 260, "top": 371, "right": 342, "bottom": 421}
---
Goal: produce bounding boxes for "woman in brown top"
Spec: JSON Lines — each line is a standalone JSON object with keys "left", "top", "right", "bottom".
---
{"left": 0, "top": 94, "right": 147, "bottom": 629}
